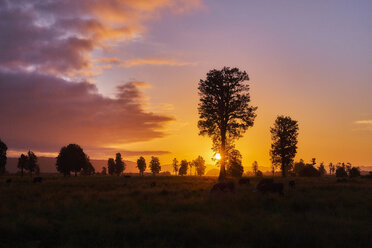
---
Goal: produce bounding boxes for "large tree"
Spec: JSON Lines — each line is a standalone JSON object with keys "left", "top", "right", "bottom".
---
{"left": 137, "top": 156, "right": 146, "bottom": 176}
{"left": 198, "top": 67, "right": 257, "bottom": 180}
{"left": 270, "top": 116, "right": 299, "bottom": 177}
{"left": 0, "top": 139, "right": 7, "bottom": 174}
{"left": 149, "top": 156, "right": 161, "bottom": 175}
{"left": 56, "top": 144, "right": 89, "bottom": 176}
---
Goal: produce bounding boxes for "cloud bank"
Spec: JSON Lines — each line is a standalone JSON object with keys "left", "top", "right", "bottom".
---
{"left": 0, "top": 0, "right": 202, "bottom": 156}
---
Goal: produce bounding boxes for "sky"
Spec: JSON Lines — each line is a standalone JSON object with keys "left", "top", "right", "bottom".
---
{"left": 0, "top": 0, "right": 371, "bottom": 172}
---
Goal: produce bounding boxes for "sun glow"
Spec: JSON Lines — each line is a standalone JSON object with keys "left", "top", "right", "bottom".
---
{"left": 214, "top": 153, "right": 221, "bottom": 160}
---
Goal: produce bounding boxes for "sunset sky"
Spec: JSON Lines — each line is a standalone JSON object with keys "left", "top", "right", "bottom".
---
{"left": 1, "top": 0, "right": 371, "bottom": 171}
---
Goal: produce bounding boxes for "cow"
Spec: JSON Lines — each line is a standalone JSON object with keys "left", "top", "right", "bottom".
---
{"left": 289, "top": 180, "right": 295, "bottom": 189}
{"left": 238, "top": 178, "right": 250, "bottom": 185}
{"left": 210, "top": 181, "right": 235, "bottom": 194}
{"left": 33, "top": 177, "right": 43, "bottom": 183}
{"left": 255, "top": 179, "right": 283, "bottom": 195}
{"left": 150, "top": 182, "right": 156, "bottom": 188}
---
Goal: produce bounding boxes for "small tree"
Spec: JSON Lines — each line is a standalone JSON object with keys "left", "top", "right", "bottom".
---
{"left": 256, "top": 170, "right": 263, "bottom": 177}
{"left": 137, "top": 156, "right": 146, "bottom": 176}
{"left": 252, "top": 161, "right": 258, "bottom": 176}
{"left": 27, "top": 151, "right": 38, "bottom": 176}
{"left": 107, "top": 158, "right": 115, "bottom": 175}
{"left": 318, "top": 162, "right": 326, "bottom": 176}
{"left": 82, "top": 159, "right": 95, "bottom": 175}
{"left": 0, "top": 139, "right": 7, "bottom": 174}
{"left": 150, "top": 156, "right": 161, "bottom": 175}
{"left": 115, "top": 153, "right": 125, "bottom": 175}
{"left": 17, "top": 154, "right": 28, "bottom": 177}
{"left": 172, "top": 158, "right": 179, "bottom": 175}
{"left": 179, "top": 160, "right": 188, "bottom": 176}
{"left": 101, "top": 167, "right": 107, "bottom": 175}
{"left": 336, "top": 166, "right": 348, "bottom": 178}
{"left": 349, "top": 167, "right": 361, "bottom": 178}
{"left": 270, "top": 116, "right": 299, "bottom": 177}
{"left": 194, "top": 156, "right": 206, "bottom": 176}
{"left": 56, "top": 144, "right": 89, "bottom": 176}
{"left": 328, "top": 162, "right": 335, "bottom": 175}
{"left": 227, "top": 150, "right": 244, "bottom": 178}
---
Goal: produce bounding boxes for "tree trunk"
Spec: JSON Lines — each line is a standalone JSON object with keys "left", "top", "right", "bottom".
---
{"left": 219, "top": 128, "right": 227, "bottom": 181}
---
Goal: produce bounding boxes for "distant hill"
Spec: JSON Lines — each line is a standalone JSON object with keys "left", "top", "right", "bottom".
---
{"left": 5, "top": 157, "right": 136, "bottom": 174}
{"left": 5, "top": 157, "right": 177, "bottom": 174}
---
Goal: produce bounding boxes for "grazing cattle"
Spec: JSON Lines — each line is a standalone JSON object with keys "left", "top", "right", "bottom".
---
{"left": 33, "top": 177, "right": 43, "bottom": 183}
{"left": 210, "top": 181, "right": 235, "bottom": 194}
{"left": 289, "top": 180, "right": 295, "bottom": 189}
{"left": 255, "top": 179, "right": 283, "bottom": 195}
{"left": 5, "top": 178, "right": 12, "bottom": 185}
{"left": 150, "top": 182, "right": 156, "bottom": 188}
{"left": 238, "top": 178, "right": 250, "bottom": 185}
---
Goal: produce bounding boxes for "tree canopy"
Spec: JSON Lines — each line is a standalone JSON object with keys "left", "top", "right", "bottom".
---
{"left": 149, "top": 156, "right": 161, "bottom": 175}
{"left": 270, "top": 116, "right": 299, "bottom": 177}
{"left": 193, "top": 156, "right": 206, "bottom": 176}
{"left": 56, "top": 144, "right": 89, "bottom": 176}
{"left": 179, "top": 160, "right": 188, "bottom": 176}
{"left": 198, "top": 67, "right": 257, "bottom": 180}
{"left": 137, "top": 156, "right": 146, "bottom": 176}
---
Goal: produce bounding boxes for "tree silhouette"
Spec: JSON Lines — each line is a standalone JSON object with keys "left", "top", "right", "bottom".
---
{"left": 137, "top": 156, "right": 146, "bottom": 176}
{"left": 227, "top": 149, "right": 244, "bottom": 178}
{"left": 17, "top": 154, "right": 28, "bottom": 177}
{"left": 172, "top": 158, "right": 179, "bottom": 175}
{"left": 115, "top": 153, "right": 125, "bottom": 175}
{"left": 198, "top": 67, "right": 257, "bottom": 180}
{"left": 81, "top": 158, "right": 95, "bottom": 175}
{"left": 252, "top": 161, "right": 258, "bottom": 176}
{"left": 270, "top": 116, "right": 299, "bottom": 177}
{"left": 56, "top": 144, "right": 89, "bottom": 176}
{"left": 328, "top": 162, "right": 335, "bottom": 175}
{"left": 194, "top": 156, "right": 206, "bottom": 176}
{"left": 336, "top": 165, "right": 347, "bottom": 177}
{"left": 318, "top": 162, "right": 326, "bottom": 176}
{"left": 101, "top": 167, "right": 107, "bottom": 175}
{"left": 27, "top": 150, "right": 38, "bottom": 176}
{"left": 107, "top": 158, "right": 115, "bottom": 175}
{"left": 0, "top": 139, "right": 7, "bottom": 175}
{"left": 149, "top": 156, "right": 161, "bottom": 175}
{"left": 179, "top": 160, "right": 188, "bottom": 176}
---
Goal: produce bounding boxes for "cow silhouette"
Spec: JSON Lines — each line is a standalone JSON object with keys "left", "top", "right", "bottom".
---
{"left": 238, "top": 178, "right": 250, "bottom": 185}
{"left": 210, "top": 181, "right": 235, "bottom": 194}
{"left": 33, "top": 177, "right": 43, "bottom": 183}
{"left": 255, "top": 179, "right": 283, "bottom": 195}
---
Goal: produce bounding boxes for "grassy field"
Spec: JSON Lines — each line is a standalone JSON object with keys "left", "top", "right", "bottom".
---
{"left": 0, "top": 175, "right": 371, "bottom": 247}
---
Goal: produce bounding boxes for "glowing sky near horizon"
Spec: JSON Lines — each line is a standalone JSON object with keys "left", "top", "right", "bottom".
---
{"left": 1, "top": 0, "right": 371, "bottom": 171}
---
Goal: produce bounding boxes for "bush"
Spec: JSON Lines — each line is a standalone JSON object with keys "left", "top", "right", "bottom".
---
{"left": 349, "top": 167, "right": 361, "bottom": 178}
{"left": 336, "top": 167, "right": 348, "bottom": 177}
{"left": 298, "top": 165, "right": 320, "bottom": 177}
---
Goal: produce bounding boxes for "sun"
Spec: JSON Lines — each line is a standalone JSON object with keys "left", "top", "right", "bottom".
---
{"left": 214, "top": 153, "right": 221, "bottom": 160}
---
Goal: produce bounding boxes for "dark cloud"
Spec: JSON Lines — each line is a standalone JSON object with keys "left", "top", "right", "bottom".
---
{"left": 0, "top": 70, "right": 173, "bottom": 152}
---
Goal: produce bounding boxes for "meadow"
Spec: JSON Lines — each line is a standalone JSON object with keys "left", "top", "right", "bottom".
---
{"left": 0, "top": 175, "right": 371, "bottom": 248}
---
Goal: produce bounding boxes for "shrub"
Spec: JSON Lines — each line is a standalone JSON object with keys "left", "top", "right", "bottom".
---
{"left": 349, "top": 167, "right": 361, "bottom": 178}
{"left": 298, "top": 165, "right": 320, "bottom": 177}
{"left": 336, "top": 166, "right": 348, "bottom": 177}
